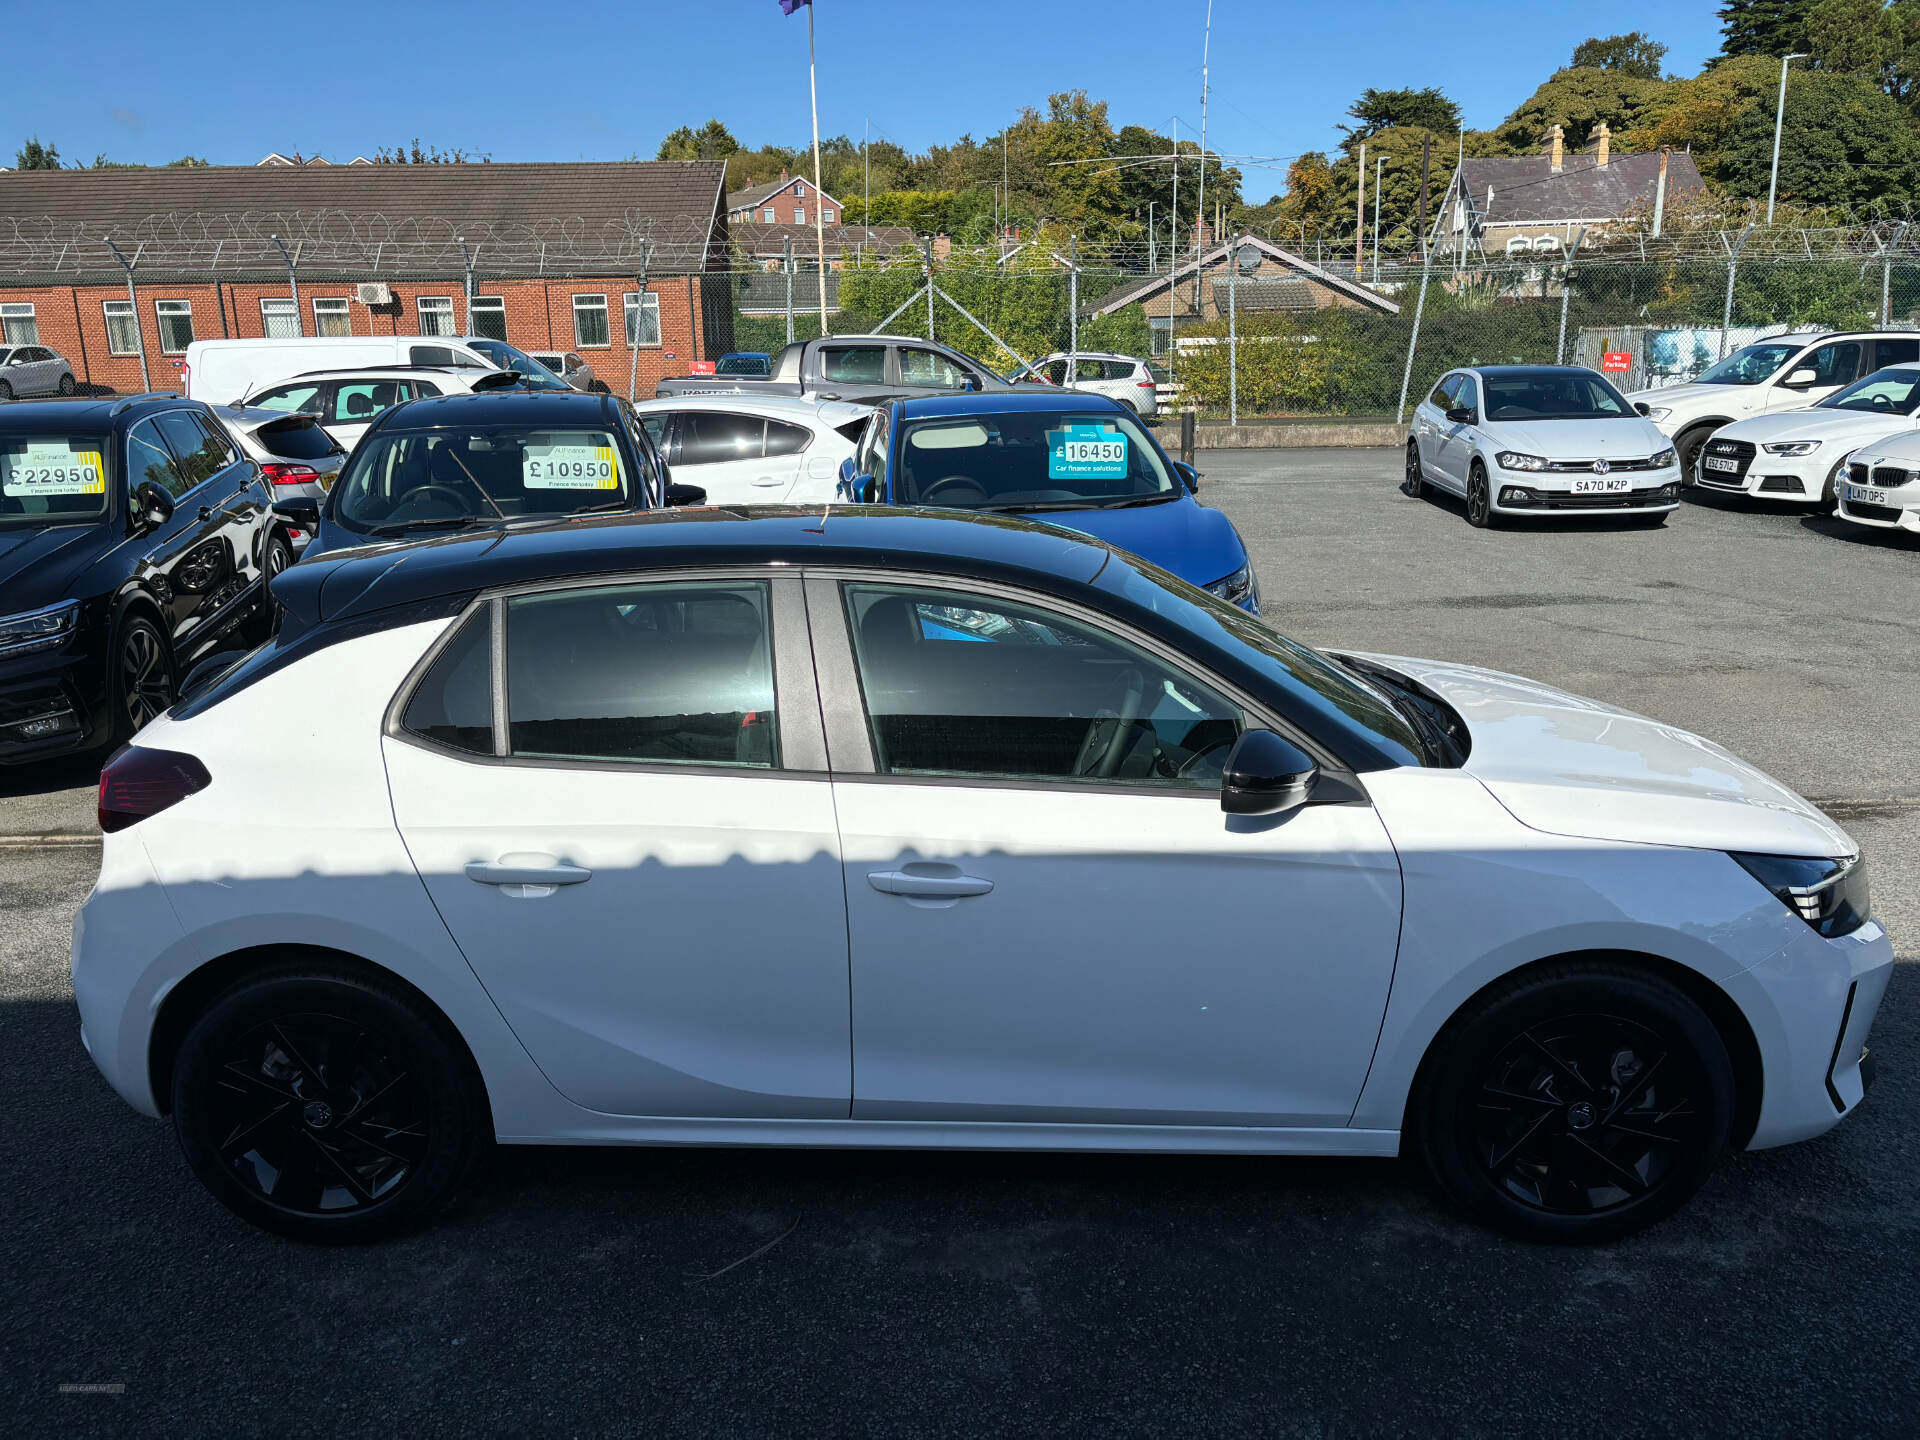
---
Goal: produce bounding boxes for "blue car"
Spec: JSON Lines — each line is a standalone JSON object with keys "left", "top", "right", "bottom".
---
{"left": 838, "top": 392, "right": 1258, "bottom": 611}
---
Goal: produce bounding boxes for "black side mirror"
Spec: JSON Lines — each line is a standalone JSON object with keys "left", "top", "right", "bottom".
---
{"left": 664, "top": 482, "right": 707, "bottom": 508}
{"left": 134, "top": 481, "right": 175, "bottom": 529}
{"left": 853, "top": 476, "right": 881, "bottom": 505}
{"left": 1633, "top": 401, "right": 1651, "bottom": 416}
{"left": 272, "top": 496, "right": 321, "bottom": 531}
{"left": 1445, "top": 406, "right": 1477, "bottom": 425}
{"left": 961, "top": 375, "right": 980, "bottom": 393}
{"left": 1172, "top": 461, "right": 1200, "bottom": 493}
{"left": 1220, "top": 729, "right": 1319, "bottom": 816}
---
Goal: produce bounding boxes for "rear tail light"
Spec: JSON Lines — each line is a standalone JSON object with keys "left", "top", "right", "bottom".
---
{"left": 260, "top": 463, "right": 322, "bottom": 487}
{"left": 1137, "top": 379, "right": 1156, "bottom": 387}
{"left": 98, "top": 746, "right": 211, "bottom": 833}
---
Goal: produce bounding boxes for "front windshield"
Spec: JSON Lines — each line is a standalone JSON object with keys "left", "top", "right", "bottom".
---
{"left": 332, "top": 424, "right": 638, "bottom": 533}
{"left": 463, "top": 339, "right": 571, "bottom": 390}
{"left": 1482, "top": 370, "right": 1632, "bottom": 420}
{"left": 716, "top": 354, "right": 770, "bottom": 376}
{"left": 1817, "top": 366, "right": 1920, "bottom": 414}
{"left": 1694, "top": 342, "right": 1800, "bottom": 386}
{"left": 895, "top": 409, "right": 1176, "bottom": 511}
{"left": 0, "top": 433, "right": 112, "bottom": 529}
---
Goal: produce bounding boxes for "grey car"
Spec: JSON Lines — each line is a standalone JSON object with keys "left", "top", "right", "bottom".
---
{"left": 531, "top": 350, "right": 600, "bottom": 392}
{"left": 0, "top": 344, "right": 76, "bottom": 400}
{"left": 209, "top": 404, "right": 347, "bottom": 551}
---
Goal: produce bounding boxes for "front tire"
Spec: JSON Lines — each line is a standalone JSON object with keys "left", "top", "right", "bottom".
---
{"left": 1674, "top": 425, "right": 1715, "bottom": 487}
{"left": 0, "top": 380, "right": 12, "bottom": 402}
{"left": 1403, "top": 441, "right": 1425, "bottom": 498}
{"left": 1819, "top": 458, "right": 1845, "bottom": 513}
{"left": 1466, "top": 462, "right": 1499, "bottom": 528}
{"left": 171, "top": 966, "right": 482, "bottom": 1243}
{"left": 1414, "top": 963, "right": 1734, "bottom": 1243}
{"left": 250, "top": 531, "right": 294, "bottom": 641}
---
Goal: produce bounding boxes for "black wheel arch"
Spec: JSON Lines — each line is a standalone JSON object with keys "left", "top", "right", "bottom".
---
{"left": 148, "top": 943, "right": 496, "bottom": 1140}
{"left": 1402, "top": 948, "right": 1764, "bottom": 1153}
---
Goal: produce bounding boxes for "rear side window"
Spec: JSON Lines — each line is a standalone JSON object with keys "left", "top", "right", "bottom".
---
{"left": 820, "top": 346, "right": 886, "bottom": 384}
{"left": 154, "top": 409, "right": 235, "bottom": 489}
{"left": 677, "top": 412, "right": 764, "bottom": 465}
{"left": 764, "top": 420, "right": 810, "bottom": 457}
{"left": 257, "top": 419, "right": 341, "bottom": 462}
{"left": 505, "top": 581, "right": 777, "bottom": 768}
{"left": 402, "top": 609, "right": 494, "bottom": 755}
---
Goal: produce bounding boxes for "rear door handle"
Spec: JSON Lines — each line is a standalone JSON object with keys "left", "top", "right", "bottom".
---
{"left": 751, "top": 475, "right": 784, "bottom": 486}
{"left": 467, "top": 860, "right": 592, "bottom": 886}
{"left": 867, "top": 870, "right": 994, "bottom": 898}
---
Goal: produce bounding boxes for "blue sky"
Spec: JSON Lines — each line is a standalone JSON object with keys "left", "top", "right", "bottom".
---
{"left": 8, "top": 1, "right": 1725, "bottom": 197}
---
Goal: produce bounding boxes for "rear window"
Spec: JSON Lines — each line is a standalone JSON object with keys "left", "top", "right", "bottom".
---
{"left": 256, "top": 419, "right": 341, "bottom": 462}
{"left": 0, "top": 433, "right": 112, "bottom": 527}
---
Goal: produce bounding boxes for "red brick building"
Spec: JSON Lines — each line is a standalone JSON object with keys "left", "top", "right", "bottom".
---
{"left": 0, "top": 160, "right": 733, "bottom": 396}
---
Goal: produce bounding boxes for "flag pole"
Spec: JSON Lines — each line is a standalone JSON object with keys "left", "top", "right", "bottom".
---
{"left": 807, "top": 1, "right": 830, "bottom": 335}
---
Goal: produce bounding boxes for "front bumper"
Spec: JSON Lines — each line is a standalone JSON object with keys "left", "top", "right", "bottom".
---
{"left": 1694, "top": 440, "right": 1829, "bottom": 502}
{"left": 1834, "top": 480, "right": 1920, "bottom": 533}
{"left": 1490, "top": 473, "right": 1682, "bottom": 515}
{"left": 0, "top": 633, "right": 111, "bottom": 764}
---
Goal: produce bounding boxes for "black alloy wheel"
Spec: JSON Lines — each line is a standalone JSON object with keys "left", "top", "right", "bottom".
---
{"left": 1466, "top": 462, "right": 1497, "bottom": 528}
{"left": 251, "top": 533, "right": 294, "bottom": 641}
{"left": 1674, "top": 427, "right": 1712, "bottom": 487}
{"left": 113, "top": 615, "right": 175, "bottom": 741}
{"left": 58, "top": 372, "right": 76, "bottom": 396}
{"left": 1416, "top": 964, "right": 1734, "bottom": 1242}
{"left": 172, "top": 968, "right": 481, "bottom": 1243}
{"left": 1403, "top": 441, "right": 1425, "bottom": 498}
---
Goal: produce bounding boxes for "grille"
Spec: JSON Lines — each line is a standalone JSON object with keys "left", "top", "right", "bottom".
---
{"left": 1528, "top": 490, "right": 1670, "bottom": 510}
{"left": 1845, "top": 500, "right": 1905, "bottom": 524}
{"left": 1544, "top": 456, "right": 1659, "bottom": 473}
{"left": 1698, "top": 437, "right": 1755, "bottom": 481}
{"left": 1872, "top": 466, "right": 1912, "bottom": 488}
{"left": 1848, "top": 462, "right": 1871, "bottom": 484}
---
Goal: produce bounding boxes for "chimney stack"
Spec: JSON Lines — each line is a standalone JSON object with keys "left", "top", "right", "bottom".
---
{"left": 1549, "top": 124, "right": 1564, "bottom": 174}
{"left": 1592, "top": 121, "right": 1611, "bottom": 169}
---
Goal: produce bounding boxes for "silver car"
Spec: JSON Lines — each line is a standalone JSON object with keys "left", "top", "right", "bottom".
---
{"left": 0, "top": 344, "right": 76, "bottom": 400}
{"left": 531, "top": 350, "right": 600, "bottom": 392}
{"left": 209, "top": 404, "right": 347, "bottom": 550}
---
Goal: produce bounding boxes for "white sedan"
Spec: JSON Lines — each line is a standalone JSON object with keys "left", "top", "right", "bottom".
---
{"left": 630, "top": 394, "right": 871, "bottom": 504}
{"left": 74, "top": 510, "right": 1889, "bottom": 1245}
{"left": 1693, "top": 365, "right": 1920, "bottom": 507}
{"left": 1406, "top": 365, "right": 1681, "bottom": 527}
{"left": 1834, "top": 430, "right": 1920, "bottom": 535}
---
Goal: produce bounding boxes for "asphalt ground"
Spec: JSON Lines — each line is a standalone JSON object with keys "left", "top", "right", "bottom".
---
{"left": 4, "top": 452, "right": 1918, "bottom": 1436}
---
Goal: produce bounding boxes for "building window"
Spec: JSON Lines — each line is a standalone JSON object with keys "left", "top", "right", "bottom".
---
{"left": 417, "top": 296, "right": 455, "bottom": 337}
{"left": 103, "top": 300, "right": 140, "bottom": 356}
{"left": 260, "top": 297, "right": 300, "bottom": 338}
{"left": 763, "top": 206, "right": 776, "bottom": 223}
{"left": 470, "top": 295, "right": 507, "bottom": 341}
{"left": 0, "top": 303, "right": 39, "bottom": 345}
{"left": 794, "top": 208, "right": 805, "bottom": 225}
{"left": 624, "top": 291, "right": 661, "bottom": 348}
{"left": 1148, "top": 316, "right": 1172, "bottom": 357}
{"left": 155, "top": 300, "right": 195, "bottom": 354}
{"left": 573, "top": 293, "right": 611, "bottom": 348}
{"left": 312, "top": 297, "right": 351, "bottom": 337}
{"left": 821, "top": 208, "right": 836, "bottom": 224}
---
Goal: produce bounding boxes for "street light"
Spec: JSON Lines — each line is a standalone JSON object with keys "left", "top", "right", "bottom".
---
{"left": 1767, "top": 52, "right": 1810, "bottom": 226}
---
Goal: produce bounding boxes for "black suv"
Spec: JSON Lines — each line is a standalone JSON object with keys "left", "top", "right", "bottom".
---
{"left": 0, "top": 394, "right": 290, "bottom": 765}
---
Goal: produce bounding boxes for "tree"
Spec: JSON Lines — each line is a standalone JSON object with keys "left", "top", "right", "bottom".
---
{"left": 165, "top": 156, "right": 210, "bottom": 168}
{"left": 656, "top": 119, "right": 740, "bottom": 163}
{"left": 1717, "top": 66, "right": 1920, "bottom": 205}
{"left": 1340, "top": 87, "right": 1462, "bottom": 146}
{"left": 14, "top": 137, "right": 60, "bottom": 169}
{"left": 1571, "top": 32, "right": 1670, "bottom": 78}
{"left": 1717, "top": 0, "right": 1815, "bottom": 57}
{"left": 374, "top": 140, "right": 486, "bottom": 164}
{"left": 1496, "top": 67, "right": 1678, "bottom": 152}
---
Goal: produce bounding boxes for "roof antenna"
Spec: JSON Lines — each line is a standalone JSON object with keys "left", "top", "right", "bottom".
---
{"left": 805, "top": 498, "right": 830, "bottom": 534}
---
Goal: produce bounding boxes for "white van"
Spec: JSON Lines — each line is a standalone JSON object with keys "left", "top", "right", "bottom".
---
{"left": 183, "top": 336, "right": 531, "bottom": 405}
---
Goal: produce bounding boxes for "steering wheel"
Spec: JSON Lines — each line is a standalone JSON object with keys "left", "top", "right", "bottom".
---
{"left": 1871, "top": 394, "right": 1893, "bottom": 411}
{"left": 920, "top": 475, "right": 989, "bottom": 504}
{"left": 1069, "top": 667, "right": 1148, "bottom": 779}
{"left": 392, "top": 482, "right": 474, "bottom": 518}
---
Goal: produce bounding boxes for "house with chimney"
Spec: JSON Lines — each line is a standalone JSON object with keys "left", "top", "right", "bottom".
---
{"left": 1431, "top": 124, "right": 1705, "bottom": 260}
{"left": 727, "top": 170, "right": 842, "bottom": 228}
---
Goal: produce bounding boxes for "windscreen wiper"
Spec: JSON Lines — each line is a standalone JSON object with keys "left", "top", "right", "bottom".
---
{"left": 363, "top": 516, "right": 484, "bottom": 537}
{"left": 1099, "top": 493, "right": 1180, "bottom": 508}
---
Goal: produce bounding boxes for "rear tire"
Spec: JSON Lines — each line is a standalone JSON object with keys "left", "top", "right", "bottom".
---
{"left": 58, "top": 371, "right": 76, "bottom": 396}
{"left": 171, "top": 965, "right": 483, "bottom": 1243}
{"left": 1403, "top": 440, "right": 1425, "bottom": 498}
{"left": 1413, "top": 962, "right": 1734, "bottom": 1243}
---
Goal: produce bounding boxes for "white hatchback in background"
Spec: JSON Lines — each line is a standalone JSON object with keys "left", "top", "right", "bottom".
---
{"left": 1693, "top": 366, "right": 1920, "bottom": 508}
{"left": 1405, "top": 365, "right": 1680, "bottom": 528}
{"left": 629, "top": 394, "right": 872, "bottom": 504}
{"left": 1834, "top": 432, "right": 1920, "bottom": 535}
{"left": 1010, "top": 351, "right": 1161, "bottom": 418}
{"left": 238, "top": 367, "right": 518, "bottom": 454}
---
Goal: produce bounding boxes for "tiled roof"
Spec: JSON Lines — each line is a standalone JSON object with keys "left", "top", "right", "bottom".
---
{"left": 1456, "top": 150, "right": 1705, "bottom": 226}
{"left": 730, "top": 221, "right": 917, "bottom": 255}
{"left": 727, "top": 174, "right": 841, "bottom": 211}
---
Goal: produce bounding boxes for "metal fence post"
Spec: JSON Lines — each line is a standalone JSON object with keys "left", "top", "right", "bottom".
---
{"left": 1719, "top": 225, "right": 1754, "bottom": 360}
{"left": 1555, "top": 227, "right": 1586, "bottom": 366}
{"left": 627, "top": 241, "right": 654, "bottom": 404}
{"left": 783, "top": 237, "right": 794, "bottom": 346}
{"left": 270, "top": 235, "right": 304, "bottom": 336}
{"left": 1882, "top": 223, "right": 1909, "bottom": 327}
{"left": 1227, "top": 237, "right": 1238, "bottom": 426}
{"left": 1068, "top": 235, "right": 1078, "bottom": 361}
{"left": 103, "top": 238, "right": 150, "bottom": 392}
{"left": 457, "top": 236, "right": 476, "bottom": 336}
{"left": 925, "top": 236, "right": 936, "bottom": 340}
{"left": 1395, "top": 248, "right": 1436, "bottom": 425}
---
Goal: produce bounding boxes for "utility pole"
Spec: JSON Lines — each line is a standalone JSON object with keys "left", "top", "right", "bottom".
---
{"left": 1069, "top": 234, "right": 1079, "bottom": 360}
{"left": 1148, "top": 200, "right": 1156, "bottom": 272}
{"left": 804, "top": 0, "right": 830, "bottom": 335}
{"left": 1195, "top": 0, "right": 1212, "bottom": 321}
{"left": 1767, "top": 53, "right": 1809, "bottom": 226}
{"left": 1372, "top": 153, "right": 1384, "bottom": 285}
{"left": 863, "top": 117, "right": 870, "bottom": 227}
{"left": 1169, "top": 118, "right": 1180, "bottom": 377}
{"left": 104, "top": 238, "right": 150, "bottom": 391}
{"left": 1228, "top": 240, "right": 1238, "bottom": 425}
{"left": 1416, "top": 133, "right": 1432, "bottom": 261}
{"left": 783, "top": 235, "right": 794, "bottom": 345}
{"left": 924, "top": 234, "right": 935, "bottom": 340}
{"left": 1355, "top": 142, "right": 1366, "bottom": 278}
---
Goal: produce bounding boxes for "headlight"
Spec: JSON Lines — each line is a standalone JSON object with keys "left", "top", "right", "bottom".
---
{"left": 0, "top": 600, "right": 79, "bottom": 659}
{"left": 1494, "top": 451, "right": 1548, "bottom": 471}
{"left": 1649, "top": 447, "right": 1677, "bottom": 468}
{"left": 1762, "top": 440, "right": 1821, "bottom": 457}
{"left": 1643, "top": 406, "right": 1671, "bottom": 421}
{"left": 1731, "top": 852, "right": 1870, "bottom": 938}
{"left": 1205, "top": 564, "right": 1260, "bottom": 614}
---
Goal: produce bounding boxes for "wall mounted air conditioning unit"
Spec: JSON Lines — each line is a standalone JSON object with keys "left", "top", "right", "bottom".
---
{"left": 355, "top": 282, "right": 393, "bottom": 306}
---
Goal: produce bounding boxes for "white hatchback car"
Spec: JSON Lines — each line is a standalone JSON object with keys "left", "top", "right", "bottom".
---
{"left": 1010, "top": 351, "right": 1161, "bottom": 418}
{"left": 239, "top": 367, "right": 519, "bottom": 455}
{"left": 74, "top": 510, "right": 1888, "bottom": 1245}
{"left": 630, "top": 394, "right": 871, "bottom": 504}
{"left": 1833, "top": 431, "right": 1920, "bottom": 535}
{"left": 1406, "top": 366, "right": 1680, "bottom": 527}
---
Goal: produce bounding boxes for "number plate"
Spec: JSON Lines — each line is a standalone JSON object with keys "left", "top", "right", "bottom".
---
{"left": 1849, "top": 485, "right": 1888, "bottom": 506}
{"left": 1571, "top": 477, "right": 1632, "bottom": 494}
{"left": 1704, "top": 456, "right": 1741, "bottom": 472}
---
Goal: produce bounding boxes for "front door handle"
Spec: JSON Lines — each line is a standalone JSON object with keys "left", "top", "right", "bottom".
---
{"left": 467, "top": 859, "right": 592, "bottom": 886}
{"left": 867, "top": 869, "right": 994, "bottom": 898}
{"left": 751, "top": 475, "right": 784, "bottom": 486}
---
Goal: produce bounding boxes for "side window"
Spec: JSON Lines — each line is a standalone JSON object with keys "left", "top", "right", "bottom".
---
{"left": 899, "top": 348, "right": 968, "bottom": 389}
{"left": 853, "top": 410, "right": 888, "bottom": 482}
{"left": 638, "top": 413, "right": 670, "bottom": 450}
{"left": 676, "top": 412, "right": 765, "bottom": 465}
{"left": 401, "top": 608, "right": 494, "bottom": 756}
{"left": 1450, "top": 375, "right": 1479, "bottom": 419}
{"left": 763, "top": 420, "right": 810, "bottom": 457}
{"left": 126, "top": 417, "right": 188, "bottom": 500}
{"left": 1428, "top": 376, "right": 1459, "bottom": 410}
{"left": 820, "top": 346, "right": 887, "bottom": 384}
{"left": 1041, "top": 359, "right": 1070, "bottom": 386}
{"left": 250, "top": 383, "right": 324, "bottom": 415}
{"left": 505, "top": 581, "right": 777, "bottom": 768}
{"left": 409, "top": 345, "right": 458, "bottom": 367}
{"left": 1874, "top": 338, "right": 1920, "bottom": 368}
{"left": 332, "top": 381, "right": 405, "bottom": 423}
{"left": 1805, "top": 342, "right": 1862, "bottom": 387}
{"left": 152, "top": 410, "right": 231, "bottom": 490}
{"left": 411, "top": 381, "right": 443, "bottom": 398}
{"left": 843, "top": 583, "right": 1246, "bottom": 789}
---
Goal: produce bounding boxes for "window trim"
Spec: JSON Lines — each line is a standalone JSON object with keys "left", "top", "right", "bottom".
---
{"left": 416, "top": 295, "right": 456, "bottom": 337}
{"left": 154, "top": 299, "right": 194, "bottom": 355}
{"left": 622, "top": 291, "right": 661, "bottom": 349}
{"left": 0, "top": 301, "right": 39, "bottom": 345}
{"left": 312, "top": 295, "right": 352, "bottom": 337}
{"left": 259, "top": 295, "right": 301, "bottom": 338}
{"left": 572, "top": 292, "right": 612, "bottom": 350}
{"left": 102, "top": 300, "right": 141, "bottom": 356}
{"left": 468, "top": 294, "right": 508, "bottom": 341}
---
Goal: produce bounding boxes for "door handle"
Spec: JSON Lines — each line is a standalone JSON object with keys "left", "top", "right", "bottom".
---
{"left": 867, "top": 869, "right": 994, "bottom": 898}
{"left": 751, "top": 475, "right": 784, "bottom": 486}
{"left": 466, "top": 860, "right": 592, "bottom": 886}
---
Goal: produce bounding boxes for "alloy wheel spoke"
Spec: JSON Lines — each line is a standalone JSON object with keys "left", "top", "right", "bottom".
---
{"left": 218, "top": 1060, "right": 301, "bottom": 1104}
{"left": 341, "top": 1070, "right": 410, "bottom": 1124}
{"left": 1486, "top": 1110, "right": 1556, "bottom": 1176}
{"left": 218, "top": 1100, "right": 295, "bottom": 1159}
{"left": 301, "top": 1130, "right": 377, "bottom": 1204}
{"left": 1567, "top": 1133, "right": 1649, "bottom": 1195}
{"left": 1521, "top": 1029, "right": 1595, "bottom": 1096}
{"left": 1478, "top": 1083, "right": 1561, "bottom": 1111}
{"left": 341, "top": 1122, "right": 422, "bottom": 1166}
{"left": 269, "top": 1023, "right": 332, "bottom": 1101}
{"left": 1600, "top": 1052, "right": 1668, "bottom": 1127}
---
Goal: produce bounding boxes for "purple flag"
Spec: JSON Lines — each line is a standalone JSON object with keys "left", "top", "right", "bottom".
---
{"left": 779, "top": 0, "right": 809, "bottom": 12}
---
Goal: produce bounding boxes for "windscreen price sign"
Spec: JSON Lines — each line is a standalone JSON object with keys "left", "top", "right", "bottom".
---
{"left": 522, "top": 439, "right": 621, "bottom": 490}
{"left": 0, "top": 441, "right": 107, "bottom": 495}
{"left": 1047, "top": 423, "right": 1129, "bottom": 480}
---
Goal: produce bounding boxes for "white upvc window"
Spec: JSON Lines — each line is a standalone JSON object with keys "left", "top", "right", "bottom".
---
{"left": 573, "top": 293, "right": 611, "bottom": 348}
{"left": 260, "top": 297, "right": 300, "bottom": 338}
{"left": 103, "top": 301, "right": 140, "bottom": 355}
{"left": 155, "top": 300, "right": 194, "bottom": 354}
{"left": 312, "top": 297, "right": 351, "bottom": 337}
{"left": 764, "top": 206, "right": 776, "bottom": 223}
{"left": 624, "top": 291, "right": 661, "bottom": 348}
{"left": 794, "top": 207, "right": 805, "bottom": 225}
{"left": 0, "top": 302, "right": 39, "bottom": 344}
{"left": 821, "top": 208, "right": 836, "bottom": 224}
{"left": 469, "top": 295, "right": 507, "bottom": 341}
{"left": 417, "top": 296, "right": 455, "bottom": 336}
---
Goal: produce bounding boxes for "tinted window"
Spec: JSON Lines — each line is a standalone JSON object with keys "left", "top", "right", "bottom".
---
{"left": 1803, "top": 341, "right": 1862, "bottom": 388}
{"left": 1450, "top": 375, "right": 1479, "bottom": 417}
{"left": 410, "top": 345, "right": 458, "bottom": 367}
{"left": 820, "top": 347, "right": 886, "bottom": 384}
{"left": 255, "top": 419, "right": 341, "bottom": 462}
{"left": 677, "top": 412, "right": 764, "bottom": 465}
{"left": 506, "top": 581, "right": 777, "bottom": 768}
{"left": 127, "top": 417, "right": 189, "bottom": 499}
{"left": 845, "top": 583, "right": 1245, "bottom": 788}
{"left": 763, "top": 420, "right": 810, "bottom": 457}
{"left": 402, "top": 608, "right": 493, "bottom": 755}
{"left": 1874, "top": 338, "right": 1920, "bottom": 368}
{"left": 153, "top": 410, "right": 233, "bottom": 489}
{"left": 1428, "top": 376, "right": 1459, "bottom": 409}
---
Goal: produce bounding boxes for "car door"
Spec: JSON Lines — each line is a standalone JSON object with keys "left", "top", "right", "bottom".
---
{"left": 16, "top": 346, "right": 50, "bottom": 394}
{"left": 813, "top": 342, "right": 891, "bottom": 403}
{"left": 815, "top": 576, "right": 1403, "bottom": 1127}
{"left": 667, "top": 411, "right": 780, "bottom": 502}
{"left": 1414, "top": 375, "right": 1458, "bottom": 486}
{"left": 1768, "top": 339, "right": 1862, "bottom": 413}
{"left": 384, "top": 575, "right": 851, "bottom": 1119}
{"left": 1435, "top": 373, "right": 1480, "bottom": 488}
{"left": 151, "top": 408, "right": 266, "bottom": 652}
{"left": 764, "top": 417, "right": 826, "bottom": 501}
{"left": 125, "top": 416, "right": 237, "bottom": 654}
